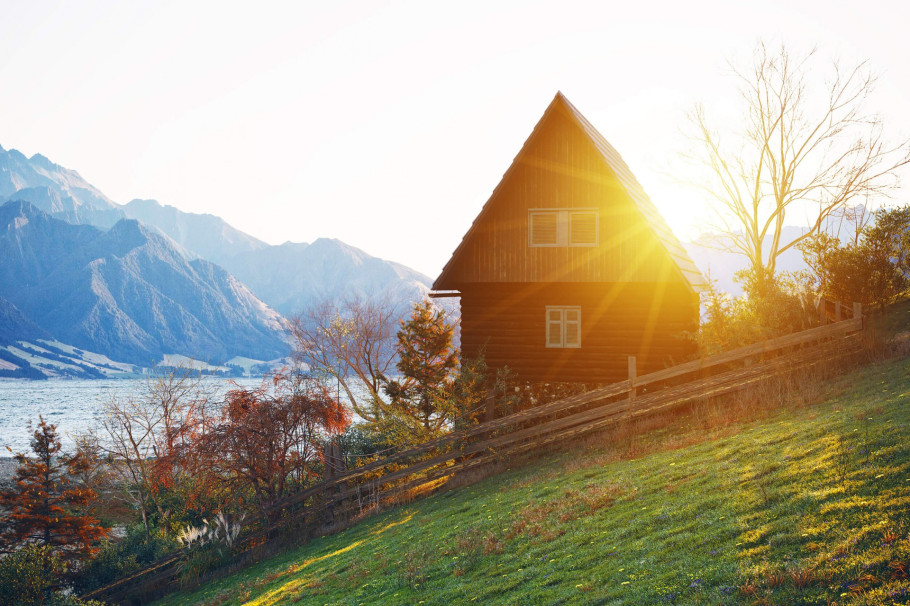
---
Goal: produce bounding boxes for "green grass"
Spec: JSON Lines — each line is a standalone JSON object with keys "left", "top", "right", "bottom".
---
{"left": 157, "top": 354, "right": 910, "bottom": 606}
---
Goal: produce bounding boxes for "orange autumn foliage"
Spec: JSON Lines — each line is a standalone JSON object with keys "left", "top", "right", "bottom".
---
{"left": 194, "top": 369, "right": 349, "bottom": 521}
{"left": 0, "top": 417, "right": 108, "bottom": 560}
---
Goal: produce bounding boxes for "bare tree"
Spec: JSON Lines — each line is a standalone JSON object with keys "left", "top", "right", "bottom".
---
{"left": 289, "top": 296, "right": 399, "bottom": 425}
{"left": 827, "top": 200, "right": 875, "bottom": 246}
{"left": 96, "top": 368, "right": 212, "bottom": 538}
{"left": 687, "top": 43, "right": 910, "bottom": 288}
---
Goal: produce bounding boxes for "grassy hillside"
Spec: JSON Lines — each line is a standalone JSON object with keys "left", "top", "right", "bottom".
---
{"left": 157, "top": 352, "right": 910, "bottom": 605}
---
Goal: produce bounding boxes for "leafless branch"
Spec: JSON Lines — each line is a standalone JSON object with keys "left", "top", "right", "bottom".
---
{"left": 686, "top": 43, "right": 910, "bottom": 281}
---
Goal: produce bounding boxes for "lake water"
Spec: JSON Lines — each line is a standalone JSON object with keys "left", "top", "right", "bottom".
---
{"left": 0, "top": 378, "right": 263, "bottom": 454}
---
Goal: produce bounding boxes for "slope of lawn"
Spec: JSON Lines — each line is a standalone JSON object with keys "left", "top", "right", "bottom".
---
{"left": 157, "top": 352, "right": 910, "bottom": 606}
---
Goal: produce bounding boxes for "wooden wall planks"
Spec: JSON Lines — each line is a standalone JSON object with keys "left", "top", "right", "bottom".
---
{"left": 458, "top": 282, "right": 698, "bottom": 383}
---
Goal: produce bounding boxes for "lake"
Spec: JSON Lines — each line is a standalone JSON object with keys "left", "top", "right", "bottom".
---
{"left": 0, "top": 377, "right": 264, "bottom": 454}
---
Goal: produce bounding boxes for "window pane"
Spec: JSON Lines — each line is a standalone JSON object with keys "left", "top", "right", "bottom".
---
{"left": 565, "top": 322, "right": 579, "bottom": 346}
{"left": 549, "top": 310, "right": 562, "bottom": 321}
{"left": 565, "top": 310, "right": 578, "bottom": 322}
{"left": 569, "top": 212, "right": 596, "bottom": 245}
{"left": 531, "top": 213, "right": 558, "bottom": 245}
{"left": 548, "top": 323, "right": 562, "bottom": 346}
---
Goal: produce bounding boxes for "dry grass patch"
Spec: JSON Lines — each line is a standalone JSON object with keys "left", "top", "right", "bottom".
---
{"left": 505, "top": 482, "right": 624, "bottom": 542}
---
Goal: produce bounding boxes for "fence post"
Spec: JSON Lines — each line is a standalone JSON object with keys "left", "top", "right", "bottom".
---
{"left": 853, "top": 302, "right": 862, "bottom": 321}
{"left": 485, "top": 387, "right": 496, "bottom": 423}
{"left": 835, "top": 301, "right": 842, "bottom": 322}
{"left": 628, "top": 356, "right": 637, "bottom": 404}
{"left": 325, "top": 439, "right": 345, "bottom": 480}
{"left": 819, "top": 298, "right": 827, "bottom": 325}
{"left": 326, "top": 441, "right": 336, "bottom": 480}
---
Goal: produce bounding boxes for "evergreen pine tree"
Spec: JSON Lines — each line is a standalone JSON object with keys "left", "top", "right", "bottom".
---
{"left": 382, "top": 301, "right": 459, "bottom": 442}
{"left": 0, "top": 417, "right": 108, "bottom": 560}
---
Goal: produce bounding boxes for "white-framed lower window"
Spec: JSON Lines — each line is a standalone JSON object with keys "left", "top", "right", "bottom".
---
{"left": 545, "top": 306, "right": 581, "bottom": 348}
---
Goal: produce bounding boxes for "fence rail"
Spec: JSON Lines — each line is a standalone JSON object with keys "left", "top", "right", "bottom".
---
{"left": 84, "top": 313, "right": 865, "bottom": 604}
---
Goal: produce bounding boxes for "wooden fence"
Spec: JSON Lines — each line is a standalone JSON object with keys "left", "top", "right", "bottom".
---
{"left": 84, "top": 310, "right": 865, "bottom": 604}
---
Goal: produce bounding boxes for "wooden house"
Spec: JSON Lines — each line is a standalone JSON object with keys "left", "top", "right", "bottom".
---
{"left": 431, "top": 92, "right": 706, "bottom": 384}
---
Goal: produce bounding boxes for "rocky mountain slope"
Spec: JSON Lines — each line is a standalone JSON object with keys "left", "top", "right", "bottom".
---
{"left": 121, "top": 198, "right": 268, "bottom": 264}
{"left": 0, "top": 296, "right": 49, "bottom": 345}
{"left": 0, "top": 200, "right": 288, "bottom": 366}
{"left": 0, "top": 145, "right": 124, "bottom": 228}
{"left": 219, "top": 238, "right": 431, "bottom": 316}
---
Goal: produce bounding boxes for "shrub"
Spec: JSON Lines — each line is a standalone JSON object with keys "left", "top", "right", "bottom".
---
{"left": 175, "top": 512, "right": 246, "bottom": 550}
{"left": 0, "top": 545, "right": 103, "bottom": 605}
{"left": 0, "top": 544, "right": 61, "bottom": 605}
{"left": 693, "top": 271, "right": 815, "bottom": 355}
{"left": 800, "top": 206, "right": 910, "bottom": 315}
{"left": 178, "top": 543, "right": 234, "bottom": 588}
{"left": 72, "top": 526, "right": 178, "bottom": 593}
{"left": 337, "top": 423, "right": 397, "bottom": 464}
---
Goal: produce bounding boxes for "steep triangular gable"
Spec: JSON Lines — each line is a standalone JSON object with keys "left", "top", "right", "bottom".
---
{"left": 433, "top": 92, "right": 706, "bottom": 292}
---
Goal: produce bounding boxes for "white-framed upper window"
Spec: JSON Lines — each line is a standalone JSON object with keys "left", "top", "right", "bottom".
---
{"left": 529, "top": 209, "right": 598, "bottom": 247}
{"left": 545, "top": 306, "right": 581, "bottom": 348}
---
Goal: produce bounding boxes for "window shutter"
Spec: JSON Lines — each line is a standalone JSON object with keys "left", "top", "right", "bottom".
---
{"left": 530, "top": 209, "right": 597, "bottom": 247}
{"left": 564, "top": 309, "right": 581, "bottom": 347}
{"left": 569, "top": 212, "right": 597, "bottom": 245}
{"left": 547, "top": 309, "right": 564, "bottom": 346}
{"left": 530, "top": 212, "right": 558, "bottom": 245}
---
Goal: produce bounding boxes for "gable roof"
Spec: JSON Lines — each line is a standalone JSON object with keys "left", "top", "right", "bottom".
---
{"left": 433, "top": 92, "right": 706, "bottom": 292}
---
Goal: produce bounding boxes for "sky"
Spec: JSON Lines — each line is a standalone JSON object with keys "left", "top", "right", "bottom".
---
{"left": 1, "top": 0, "right": 909, "bottom": 278}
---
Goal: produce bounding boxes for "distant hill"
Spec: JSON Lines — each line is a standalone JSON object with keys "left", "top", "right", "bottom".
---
{"left": 684, "top": 226, "right": 811, "bottom": 295}
{"left": 0, "top": 337, "right": 140, "bottom": 380}
{"left": 0, "top": 200, "right": 288, "bottom": 366}
{"left": 0, "top": 288, "right": 140, "bottom": 379}
{"left": 119, "top": 201, "right": 434, "bottom": 316}
{"left": 121, "top": 199, "right": 432, "bottom": 316}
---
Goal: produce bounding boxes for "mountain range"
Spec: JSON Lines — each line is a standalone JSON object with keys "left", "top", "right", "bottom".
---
{"left": 0, "top": 145, "right": 433, "bottom": 378}
{"left": 120, "top": 198, "right": 431, "bottom": 316}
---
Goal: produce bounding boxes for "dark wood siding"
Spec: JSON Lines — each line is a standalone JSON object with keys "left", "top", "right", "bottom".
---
{"left": 459, "top": 283, "right": 698, "bottom": 384}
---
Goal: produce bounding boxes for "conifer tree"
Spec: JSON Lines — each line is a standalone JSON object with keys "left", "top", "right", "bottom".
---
{"left": 0, "top": 417, "right": 108, "bottom": 560}
{"left": 382, "top": 300, "right": 459, "bottom": 441}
